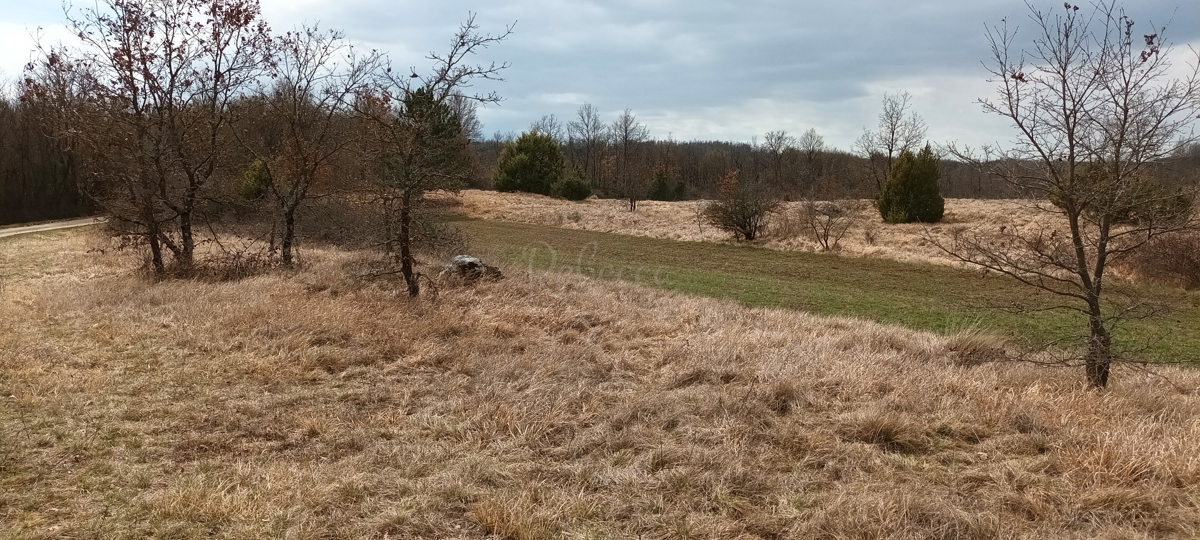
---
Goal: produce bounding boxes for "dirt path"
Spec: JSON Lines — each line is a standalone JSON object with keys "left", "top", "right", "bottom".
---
{"left": 0, "top": 217, "right": 104, "bottom": 240}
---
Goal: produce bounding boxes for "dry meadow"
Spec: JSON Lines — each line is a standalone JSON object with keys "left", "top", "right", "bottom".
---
{"left": 2, "top": 228, "right": 1199, "bottom": 538}
{"left": 447, "top": 190, "right": 1054, "bottom": 269}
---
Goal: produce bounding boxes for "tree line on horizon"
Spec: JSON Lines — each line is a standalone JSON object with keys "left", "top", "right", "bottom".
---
{"left": 470, "top": 93, "right": 1200, "bottom": 206}
{"left": 5, "top": 67, "right": 1199, "bottom": 228}
{"left": 471, "top": 104, "right": 1025, "bottom": 203}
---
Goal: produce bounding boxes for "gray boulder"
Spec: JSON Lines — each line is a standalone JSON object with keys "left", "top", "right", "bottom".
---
{"left": 440, "top": 255, "right": 503, "bottom": 281}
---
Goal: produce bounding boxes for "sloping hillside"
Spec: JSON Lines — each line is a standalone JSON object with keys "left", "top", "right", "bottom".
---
{"left": 1, "top": 229, "right": 1198, "bottom": 538}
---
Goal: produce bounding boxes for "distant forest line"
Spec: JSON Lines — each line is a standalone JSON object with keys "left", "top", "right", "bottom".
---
{"left": 3, "top": 89, "right": 1198, "bottom": 227}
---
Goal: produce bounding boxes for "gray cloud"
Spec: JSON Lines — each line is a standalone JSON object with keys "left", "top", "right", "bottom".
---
{"left": 4, "top": 0, "right": 1198, "bottom": 149}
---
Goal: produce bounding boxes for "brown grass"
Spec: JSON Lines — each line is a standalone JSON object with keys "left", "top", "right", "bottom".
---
{"left": 447, "top": 190, "right": 1060, "bottom": 269}
{"left": 2, "top": 229, "right": 1200, "bottom": 538}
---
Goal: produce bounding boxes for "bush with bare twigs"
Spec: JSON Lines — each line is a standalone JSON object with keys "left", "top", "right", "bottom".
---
{"left": 702, "top": 171, "right": 779, "bottom": 241}
{"left": 1123, "top": 232, "right": 1200, "bottom": 290}
{"left": 801, "top": 198, "right": 865, "bottom": 251}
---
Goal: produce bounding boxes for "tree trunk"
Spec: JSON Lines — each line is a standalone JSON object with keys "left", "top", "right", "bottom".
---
{"left": 399, "top": 189, "right": 419, "bottom": 297}
{"left": 141, "top": 191, "right": 166, "bottom": 276}
{"left": 281, "top": 204, "right": 297, "bottom": 266}
{"left": 178, "top": 210, "right": 194, "bottom": 268}
{"left": 148, "top": 223, "right": 165, "bottom": 276}
{"left": 1086, "top": 311, "right": 1112, "bottom": 388}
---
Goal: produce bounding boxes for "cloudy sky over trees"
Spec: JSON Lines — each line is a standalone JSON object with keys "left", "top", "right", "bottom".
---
{"left": 2, "top": 0, "right": 1197, "bottom": 150}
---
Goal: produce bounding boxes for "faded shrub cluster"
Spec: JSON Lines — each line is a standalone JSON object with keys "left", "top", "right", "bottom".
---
{"left": 1123, "top": 232, "right": 1200, "bottom": 289}
{"left": 702, "top": 171, "right": 780, "bottom": 241}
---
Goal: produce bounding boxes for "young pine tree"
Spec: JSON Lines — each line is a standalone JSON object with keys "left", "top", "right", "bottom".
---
{"left": 493, "top": 132, "right": 564, "bottom": 195}
{"left": 878, "top": 144, "right": 944, "bottom": 223}
{"left": 646, "top": 170, "right": 675, "bottom": 201}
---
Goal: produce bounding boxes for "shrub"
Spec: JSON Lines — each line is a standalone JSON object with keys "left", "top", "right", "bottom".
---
{"left": 493, "top": 132, "right": 563, "bottom": 195}
{"left": 878, "top": 144, "right": 944, "bottom": 223}
{"left": 702, "top": 171, "right": 779, "bottom": 241}
{"left": 1124, "top": 232, "right": 1200, "bottom": 290}
{"left": 554, "top": 174, "right": 591, "bottom": 201}
{"left": 801, "top": 199, "right": 864, "bottom": 251}
{"left": 239, "top": 159, "right": 272, "bottom": 201}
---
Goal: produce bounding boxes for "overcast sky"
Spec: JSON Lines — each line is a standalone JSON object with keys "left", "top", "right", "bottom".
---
{"left": 2, "top": 0, "right": 1198, "bottom": 150}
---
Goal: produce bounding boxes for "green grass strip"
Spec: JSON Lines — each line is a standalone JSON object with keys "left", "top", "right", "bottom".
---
{"left": 457, "top": 218, "right": 1200, "bottom": 364}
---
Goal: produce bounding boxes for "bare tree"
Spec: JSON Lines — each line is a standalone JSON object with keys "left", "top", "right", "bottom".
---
{"left": 448, "top": 93, "right": 484, "bottom": 142}
{"left": 239, "top": 26, "right": 381, "bottom": 266}
{"left": 27, "top": 0, "right": 272, "bottom": 274}
{"left": 610, "top": 108, "right": 650, "bottom": 210}
{"left": 359, "top": 15, "right": 511, "bottom": 297}
{"left": 762, "top": 130, "right": 796, "bottom": 186}
{"left": 797, "top": 128, "right": 825, "bottom": 186}
{"left": 800, "top": 201, "right": 860, "bottom": 251}
{"left": 567, "top": 103, "right": 607, "bottom": 190}
{"left": 800, "top": 189, "right": 864, "bottom": 252}
{"left": 855, "top": 91, "right": 928, "bottom": 194}
{"left": 529, "top": 113, "right": 565, "bottom": 143}
{"left": 942, "top": 1, "right": 1200, "bottom": 388}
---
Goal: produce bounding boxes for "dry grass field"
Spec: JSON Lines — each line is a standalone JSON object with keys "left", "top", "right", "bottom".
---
{"left": 446, "top": 190, "right": 1053, "bottom": 269}
{"left": 3, "top": 228, "right": 1200, "bottom": 538}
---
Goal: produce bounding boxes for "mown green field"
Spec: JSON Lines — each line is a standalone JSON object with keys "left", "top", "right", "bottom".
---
{"left": 457, "top": 218, "right": 1200, "bottom": 364}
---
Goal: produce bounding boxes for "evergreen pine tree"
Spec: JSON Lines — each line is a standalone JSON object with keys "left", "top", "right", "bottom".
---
{"left": 647, "top": 170, "right": 674, "bottom": 201}
{"left": 878, "top": 144, "right": 944, "bottom": 223}
{"left": 493, "top": 132, "right": 563, "bottom": 195}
